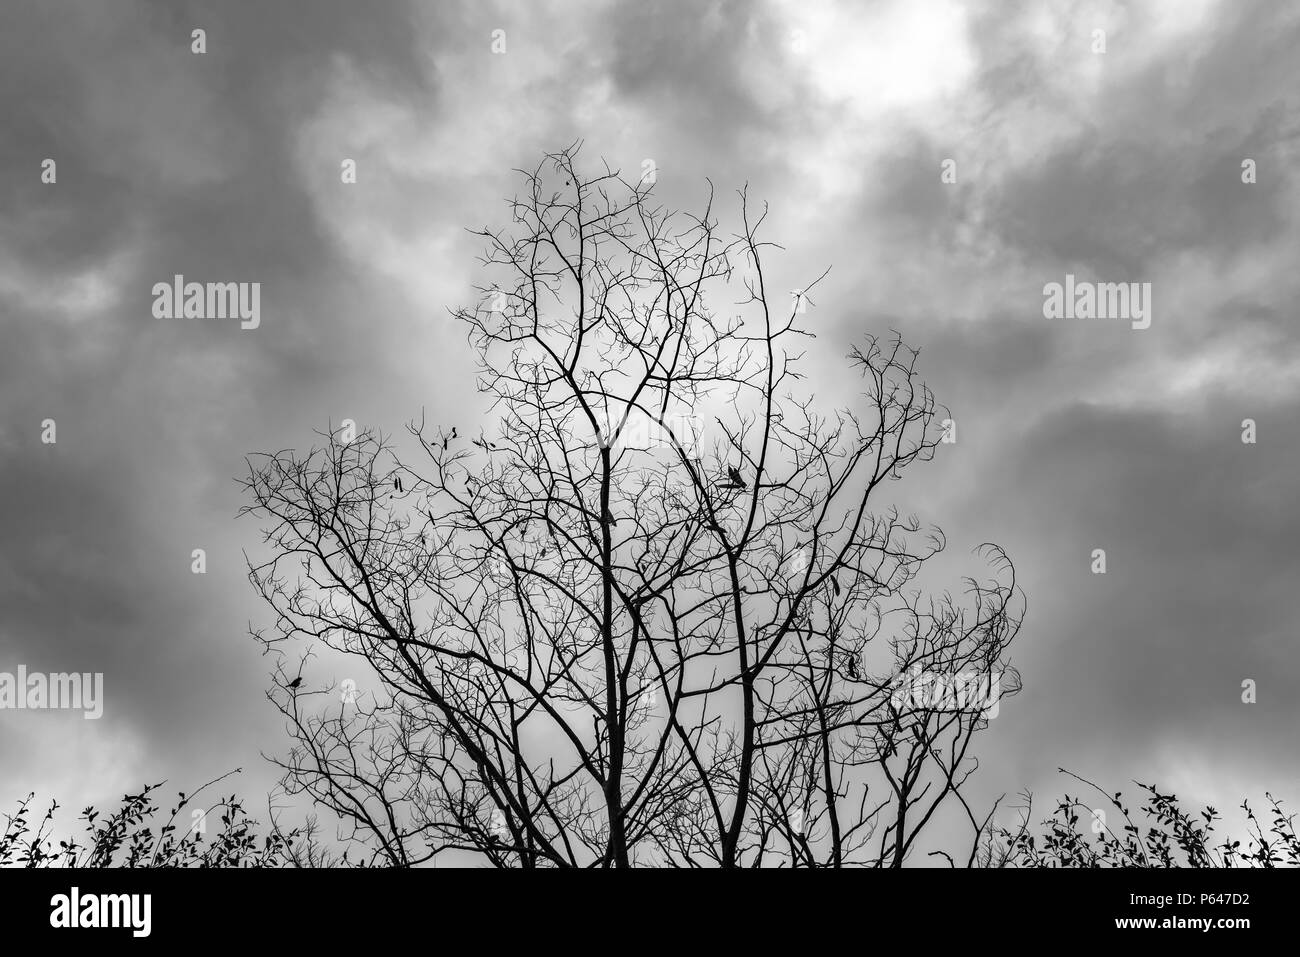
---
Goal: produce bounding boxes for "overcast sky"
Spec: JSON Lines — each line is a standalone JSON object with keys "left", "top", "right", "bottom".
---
{"left": 2, "top": 0, "right": 1298, "bottom": 851}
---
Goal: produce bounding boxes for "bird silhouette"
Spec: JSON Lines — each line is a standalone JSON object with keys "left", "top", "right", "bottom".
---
{"left": 726, "top": 466, "right": 746, "bottom": 490}
{"left": 451, "top": 426, "right": 458, "bottom": 439}
{"left": 394, "top": 477, "right": 403, "bottom": 493}
{"left": 288, "top": 677, "right": 302, "bottom": 689}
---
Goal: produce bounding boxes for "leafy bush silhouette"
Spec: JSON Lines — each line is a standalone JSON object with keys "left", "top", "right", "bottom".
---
{"left": 10, "top": 768, "right": 1297, "bottom": 868}
{"left": 0, "top": 773, "right": 336, "bottom": 868}
{"left": 986, "top": 769, "right": 1300, "bottom": 868}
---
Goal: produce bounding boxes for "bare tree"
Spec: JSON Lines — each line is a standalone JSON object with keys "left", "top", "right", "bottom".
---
{"left": 240, "top": 145, "right": 1024, "bottom": 868}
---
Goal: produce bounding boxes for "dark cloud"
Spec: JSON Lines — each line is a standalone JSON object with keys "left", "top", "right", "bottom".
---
{"left": 2, "top": 0, "right": 1298, "bottom": 838}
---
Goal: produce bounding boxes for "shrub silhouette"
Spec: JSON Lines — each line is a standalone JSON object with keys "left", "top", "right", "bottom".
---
{"left": 0, "top": 773, "right": 338, "bottom": 868}
{"left": 9, "top": 769, "right": 1296, "bottom": 868}
{"left": 985, "top": 769, "right": 1300, "bottom": 868}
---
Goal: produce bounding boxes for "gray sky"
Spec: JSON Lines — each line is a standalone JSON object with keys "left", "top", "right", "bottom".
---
{"left": 2, "top": 0, "right": 1298, "bottom": 848}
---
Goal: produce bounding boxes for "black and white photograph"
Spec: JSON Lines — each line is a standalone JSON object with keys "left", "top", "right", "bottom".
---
{"left": 1, "top": 0, "right": 1297, "bottom": 940}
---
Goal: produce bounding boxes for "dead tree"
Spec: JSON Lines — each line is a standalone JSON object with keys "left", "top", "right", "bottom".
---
{"left": 240, "top": 146, "right": 1024, "bottom": 867}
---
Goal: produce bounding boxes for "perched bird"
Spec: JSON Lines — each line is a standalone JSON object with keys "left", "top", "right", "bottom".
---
{"left": 442, "top": 437, "right": 448, "bottom": 450}
{"left": 451, "top": 426, "right": 458, "bottom": 439}
{"left": 394, "top": 476, "right": 403, "bottom": 493}
{"left": 726, "top": 466, "right": 746, "bottom": 490}
{"left": 288, "top": 677, "right": 302, "bottom": 690}
{"left": 847, "top": 655, "right": 859, "bottom": 679}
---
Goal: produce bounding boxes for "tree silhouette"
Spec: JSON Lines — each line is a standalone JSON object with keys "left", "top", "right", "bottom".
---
{"left": 239, "top": 146, "right": 1024, "bottom": 867}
